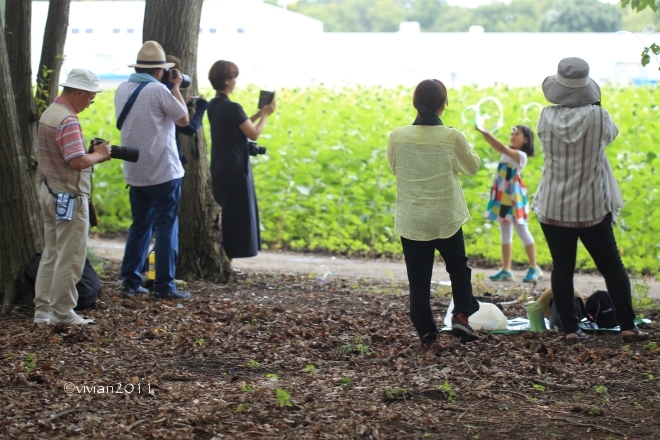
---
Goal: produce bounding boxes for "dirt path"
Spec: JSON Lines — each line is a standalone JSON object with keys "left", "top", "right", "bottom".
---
{"left": 88, "top": 237, "right": 660, "bottom": 300}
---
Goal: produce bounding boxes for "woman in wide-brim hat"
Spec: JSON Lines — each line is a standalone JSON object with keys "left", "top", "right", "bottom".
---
{"left": 532, "top": 57, "right": 650, "bottom": 344}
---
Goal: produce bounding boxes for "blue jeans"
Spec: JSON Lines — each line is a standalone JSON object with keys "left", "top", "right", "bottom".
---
{"left": 121, "top": 178, "right": 181, "bottom": 294}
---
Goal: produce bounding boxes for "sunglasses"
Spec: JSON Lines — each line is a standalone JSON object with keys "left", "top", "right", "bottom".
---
{"left": 85, "top": 91, "right": 95, "bottom": 105}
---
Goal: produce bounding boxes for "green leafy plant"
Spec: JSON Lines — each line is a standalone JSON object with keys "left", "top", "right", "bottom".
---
{"left": 194, "top": 338, "right": 204, "bottom": 346}
{"left": 24, "top": 353, "right": 36, "bottom": 374}
{"left": 236, "top": 402, "right": 251, "bottom": 412}
{"left": 336, "top": 336, "right": 373, "bottom": 354}
{"left": 595, "top": 385, "right": 608, "bottom": 395}
{"left": 247, "top": 359, "right": 261, "bottom": 368}
{"left": 643, "top": 342, "right": 658, "bottom": 350}
{"left": 533, "top": 384, "right": 546, "bottom": 392}
{"left": 634, "top": 401, "right": 644, "bottom": 410}
{"left": 383, "top": 386, "right": 408, "bottom": 401}
{"left": 645, "top": 373, "right": 654, "bottom": 380}
{"left": 275, "top": 388, "right": 292, "bottom": 407}
{"left": 241, "top": 385, "right": 253, "bottom": 393}
{"left": 266, "top": 373, "right": 279, "bottom": 381}
{"left": 89, "top": 347, "right": 98, "bottom": 353}
{"left": 305, "top": 364, "right": 316, "bottom": 375}
{"left": 438, "top": 381, "right": 456, "bottom": 404}
{"left": 336, "top": 377, "right": 351, "bottom": 386}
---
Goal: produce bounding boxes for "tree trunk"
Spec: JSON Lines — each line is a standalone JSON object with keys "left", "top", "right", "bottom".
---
{"left": 143, "top": 0, "right": 232, "bottom": 283}
{"left": 34, "top": 0, "right": 70, "bottom": 118}
{"left": 5, "top": 0, "right": 37, "bottom": 161}
{"left": 0, "top": 14, "right": 44, "bottom": 313}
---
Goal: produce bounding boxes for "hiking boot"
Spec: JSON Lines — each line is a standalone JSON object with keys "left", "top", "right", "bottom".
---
{"left": 33, "top": 308, "right": 51, "bottom": 324}
{"left": 565, "top": 329, "right": 589, "bottom": 344}
{"left": 50, "top": 310, "right": 94, "bottom": 325}
{"left": 154, "top": 290, "right": 191, "bottom": 300}
{"left": 489, "top": 269, "right": 514, "bottom": 281}
{"left": 523, "top": 266, "right": 543, "bottom": 283}
{"left": 122, "top": 285, "right": 150, "bottom": 296}
{"left": 421, "top": 334, "right": 447, "bottom": 356}
{"left": 451, "top": 313, "right": 480, "bottom": 342}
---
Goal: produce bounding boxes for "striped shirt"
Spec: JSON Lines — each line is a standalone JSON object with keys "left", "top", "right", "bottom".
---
{"left": 532, "top": 105, "right": 623, "bottom": 227}
{"left": 115, "top": 82, "right": 187, "bottom": 187}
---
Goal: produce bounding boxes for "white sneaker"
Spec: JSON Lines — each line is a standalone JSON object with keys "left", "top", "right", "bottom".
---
{"left": 33, "top": 308, "right": 51, "bottom": 324}
{"left": 50, "top": 310, "right": 94, "bottom": 325}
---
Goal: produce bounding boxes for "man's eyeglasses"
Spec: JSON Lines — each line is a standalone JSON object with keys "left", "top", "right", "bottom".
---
{"left": 85, "top": 91, "right": 95, "bottom": 105}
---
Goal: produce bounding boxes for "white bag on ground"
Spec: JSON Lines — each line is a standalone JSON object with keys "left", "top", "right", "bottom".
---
{"left": 444, "top": 298, "right": 508, "bottom": 330}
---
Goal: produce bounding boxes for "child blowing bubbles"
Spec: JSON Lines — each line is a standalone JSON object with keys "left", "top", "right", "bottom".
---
{"left": 476, "top": 124, "right": 542, "bottom": 282}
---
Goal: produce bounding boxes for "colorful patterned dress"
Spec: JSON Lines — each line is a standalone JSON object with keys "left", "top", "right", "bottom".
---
{"left": 485, "top": 152, "right": 529, "bottom": 224}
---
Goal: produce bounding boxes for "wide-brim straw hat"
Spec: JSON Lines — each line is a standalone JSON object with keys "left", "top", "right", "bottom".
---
{"left": 542, "top": 57, "right": 601, "bottom": 107}
{"left": 58, "top": 68, "right": 103, "bottom": 93}
{"left": 128, "top": 41, "right": 175, "bottom": 69}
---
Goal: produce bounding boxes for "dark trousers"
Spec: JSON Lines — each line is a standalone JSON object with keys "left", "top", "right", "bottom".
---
{"left": 540, "top": 214, "right": 635, "bottom": 334}
{"left": 401, "top": 229, "right": 479, "bottom": 341}
{"left": 121, "top": 178, "right": 181, "bottom": 294}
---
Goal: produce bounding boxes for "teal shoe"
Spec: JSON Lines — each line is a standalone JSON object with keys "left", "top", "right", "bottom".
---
{"left": 523, "top": 266, "right": 543, "bottom": 283}
{"left": 489, "top": 269, "right": 514, "bottom": 281}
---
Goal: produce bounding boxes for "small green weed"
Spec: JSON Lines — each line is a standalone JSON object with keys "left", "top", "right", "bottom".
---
{"left": 241, "top": 385, "right": 253, "bottom": 393}
{"left": 643, "top": 342, "right": 657, "bottom": 351}
{"left": 236, "top": 402, "right": 251, "bottom": 412}
{"left": 266, "top": 373, "right": 279, "bottom": 381}
{"left": 194, "top": 338, "right": 204, "bottom": 346}
{"left": 532, "top": 384, "right": 546, "bottom": 392}
{"left": 247, "top": 359, "right": 261, "bottom": 368}
{"left": 335, "top": 377, "right": 351, "bottom": 386}
{"left": 336, "top": 336, "right": 373, "bottom": 354}
{"left": 24, "top": 353, "right": 36, "bottom": 373}
{"left": 595, "top": 385, "right": 608, "bottom": 395}
{"left": 275, "top": 388, "right": 292, "bottom": 407}
{"left": 634, "top": 401, "right": 644, "bottom": 410}
{"left": 645, "top": 373, "right": 654, "bottom": 380}
{"left": 89, "top": 347, "right": 98, "bottom": 353}
{"left": 438, "top": 381, "right": 456, "bottom": 404}
{"left": 530, "top": 397, "right": 539, "bottom": 403}
{"left": 305, "top": 364, "right": 316, "bottom": 375}
{"left": 383, "top": 386, "right": 408, "bottom": 401}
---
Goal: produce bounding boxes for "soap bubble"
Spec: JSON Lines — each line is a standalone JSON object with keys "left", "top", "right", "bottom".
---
{"left": 461, "top": 105, "right": 478, "bottom": 125}
{"left": 314, "top": 265, "right": 333, "bottom": 284}
{"left": 546, "top": 10, "right": 560, "bottom": 22}
{"left": 522, "top": 102, "right": 543, "bottom": 123}
{"left": 505, "top": 14, "right": 515, "bottom": 23}
{"left": 642, "top": 24, "right": 656, "bottom": 35}
{"left": 474, "top": 96, "right": 504, "bottom": 133}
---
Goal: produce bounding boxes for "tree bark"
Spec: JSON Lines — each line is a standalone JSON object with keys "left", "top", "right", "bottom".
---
{"left": 5, "top": 0, "right": 37, "bottom": 161}
{"left": 0, "top": 14, "right": 44, "bottom": 313}
{"left": 34, "top": 0, "right": 71, "bottom": 118}
{"left": 143, "top": 0, "right": 232, "bottom": 283}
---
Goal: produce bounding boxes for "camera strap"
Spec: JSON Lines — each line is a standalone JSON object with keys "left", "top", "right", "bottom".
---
{"left": 116, "top": 82, "right": 149, "bottom": 130}
{"left": 43, "top": 178, "right": 77, "bottom": 200}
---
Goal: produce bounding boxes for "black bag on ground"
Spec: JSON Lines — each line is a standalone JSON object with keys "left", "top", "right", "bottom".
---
{"left": 24, "top": 253, "right": 101, "bottom": 311}
{"left": 585, "top": 290, "right": 618, "bottom": 329}
{"left": 549, "top": 296, "right": 587, "bottom": 330}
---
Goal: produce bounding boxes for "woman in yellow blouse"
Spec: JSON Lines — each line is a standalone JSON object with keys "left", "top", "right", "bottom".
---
{"left": 387, "top": 79, "right": 481, "bottom": 354}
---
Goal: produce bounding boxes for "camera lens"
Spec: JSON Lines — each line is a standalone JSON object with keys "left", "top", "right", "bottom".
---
{"left": 111, "top": 146, "right": 140, "bottom": 163}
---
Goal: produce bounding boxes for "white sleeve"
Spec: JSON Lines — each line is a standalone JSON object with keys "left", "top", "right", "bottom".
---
{"left": 517, "top": 150, "right": 528, "bottom": 172}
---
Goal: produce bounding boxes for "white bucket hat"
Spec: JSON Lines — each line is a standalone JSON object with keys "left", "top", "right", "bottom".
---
{"left": 128, "top": 40, "right": 175, "bottom": 69}
{"left": 58, "top": 68, "right": 103, "bottom": 93}
{"left": 542, "top": 57, "right": 601, "bottom": 107}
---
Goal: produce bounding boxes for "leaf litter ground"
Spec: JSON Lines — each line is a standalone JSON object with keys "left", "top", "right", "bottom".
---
{"left": 1, "top": 264, "right": 659, "bottom": 439}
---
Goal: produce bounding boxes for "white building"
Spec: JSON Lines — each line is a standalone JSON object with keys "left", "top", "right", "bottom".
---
{"left": 30, "top": 0, "right": 659, "bottom": 89}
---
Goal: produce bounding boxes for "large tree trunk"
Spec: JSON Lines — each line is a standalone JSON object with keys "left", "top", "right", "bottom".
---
{"left": 143, "top": 0, "right": 232, "bottom": 283}
{"left": 5, "top": 0, "right": 37, "bottom": 161}
{"left": 34, "top": 0, "right": 70, "bottom": 118}
{"left": 0, "top": 14, "right": 44, "bottom": 313}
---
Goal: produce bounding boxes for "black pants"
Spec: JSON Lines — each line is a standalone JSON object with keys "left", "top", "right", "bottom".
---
{"left": 540, "top": 214, "right": 635, "bottom": 334}
{"left": 401, "top": 229, "right": 479, "bottom": 341}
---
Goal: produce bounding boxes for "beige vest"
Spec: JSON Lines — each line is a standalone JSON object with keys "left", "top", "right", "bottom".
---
{"left": 37, "top": 102, "right": 91, "bottom": 196}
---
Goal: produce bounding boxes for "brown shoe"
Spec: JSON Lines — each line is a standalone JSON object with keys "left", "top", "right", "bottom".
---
{"left": 622, "top": 327, "right": 651, "bottom": 343}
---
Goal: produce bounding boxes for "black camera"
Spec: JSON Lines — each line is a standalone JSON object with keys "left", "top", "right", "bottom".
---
{"left": 247, "top": 141, "right": 266, "bottom": 156}
{"left": 187, "top": 96, "right": 199, "bottom": 107}
{"left": 162, "top": 69, "right": 191, "bottom": 89}
{"left": 90, "top": 138, "right": 140, "bottom": 163}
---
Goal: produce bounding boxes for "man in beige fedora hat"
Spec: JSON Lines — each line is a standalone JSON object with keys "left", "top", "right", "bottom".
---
{"left": 34, "top": 68, "right": 112, "bottom": 325}
{"left": 115, "top": 40, "right": 191, "bottom": 300}
{"left": 533, "top": 57, "right": 650, "bottom": 344}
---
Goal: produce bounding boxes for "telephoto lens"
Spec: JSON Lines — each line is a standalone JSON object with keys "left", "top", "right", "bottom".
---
{"left": 110, "top": 146, "right": 140, "bottom": 163}
{"left": 169, "top": 70, "right": 191, "bottom": 89}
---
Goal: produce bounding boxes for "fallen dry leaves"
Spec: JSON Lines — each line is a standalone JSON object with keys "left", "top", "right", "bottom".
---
{"left": 1, "top": 265, "right": 659, "bottom": 439}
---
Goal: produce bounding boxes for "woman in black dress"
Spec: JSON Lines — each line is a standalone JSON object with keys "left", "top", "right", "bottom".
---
{"left": 207, "top": 61, "right": 276, "bottom": 259}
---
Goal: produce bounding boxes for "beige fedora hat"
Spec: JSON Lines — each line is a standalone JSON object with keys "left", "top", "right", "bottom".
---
{"left": 58, "top": 68, "right": 103, "bottom": 93}
{"left": 542, "top": 57, "right": 601, "bottom": 107}
{"left": 128, "top": 41, "right": 175, "bottom": 69}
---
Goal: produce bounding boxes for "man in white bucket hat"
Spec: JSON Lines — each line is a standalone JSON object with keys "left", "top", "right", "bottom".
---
{"left": 533, "top": 57, "right": 651, "bottom": 345}
{"left": 115, "top": 40, "right": 191, "bottom": 300}
{"left": 34, "top": 68, "right": 112, "bottom": 325}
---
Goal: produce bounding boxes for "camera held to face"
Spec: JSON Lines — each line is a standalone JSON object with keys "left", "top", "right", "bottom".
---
{"left": 162, "top": 69, "right": 191, "bottom": 89}
{"left": 247, "top": 140, "right": 266, "bottom": 156}
{"left": 90, "top": 138, "right": 140, "bottom": 163}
